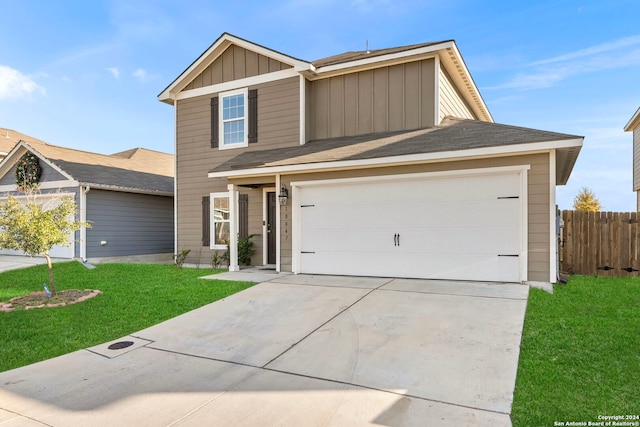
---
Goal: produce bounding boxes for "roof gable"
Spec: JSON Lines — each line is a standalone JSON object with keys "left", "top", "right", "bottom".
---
{"left": 158, "top": 32, "right": 312, "bottom": 102}
{"left": 0, "top": 135, "right": 174, "bottom": 195}
{"left": 182, "top": 44, "right": 293, "bottom": 93}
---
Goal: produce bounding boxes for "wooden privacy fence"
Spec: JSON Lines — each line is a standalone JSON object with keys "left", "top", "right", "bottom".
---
{"left": 560, "top": 210, "right": 640, "bottom": 277}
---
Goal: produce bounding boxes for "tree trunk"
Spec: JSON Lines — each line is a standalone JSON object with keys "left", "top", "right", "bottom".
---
{"left": 45, "top": 253, "right": 56, "bottom": 295}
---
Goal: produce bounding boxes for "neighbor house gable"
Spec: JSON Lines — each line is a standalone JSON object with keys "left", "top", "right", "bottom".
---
{"left": 624, "top": 107, "right": 640, "bottom": 208}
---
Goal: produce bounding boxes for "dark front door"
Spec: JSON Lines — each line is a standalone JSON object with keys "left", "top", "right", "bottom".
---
{"left": 267, "top": 192, "right": 277, "bottom": 264}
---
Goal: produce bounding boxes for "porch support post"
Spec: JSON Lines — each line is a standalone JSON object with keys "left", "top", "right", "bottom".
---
{"left": 228, "top": 183, "right": 240, "bottom": 272}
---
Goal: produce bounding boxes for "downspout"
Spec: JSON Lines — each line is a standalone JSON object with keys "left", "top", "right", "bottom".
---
{"left": 80, "top": 185, "right": 90, "bottom": 262}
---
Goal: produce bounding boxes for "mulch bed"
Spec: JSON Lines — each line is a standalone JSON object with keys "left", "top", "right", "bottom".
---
{"left": 0, "top": 289, "right": 101, "bottom": 312}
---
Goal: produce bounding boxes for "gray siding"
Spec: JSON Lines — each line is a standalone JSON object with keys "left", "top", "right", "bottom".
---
{"left": 86, "top": 189, "right": 174, "bottom": 258}
{"left": 439, "top": 67, "right": 475, "bottom": 121}
{"left": 184, "top": 45, "right": 292, "bottom": 91}
{"left": 308, "top": 58, "right": 436, "bottom": 140}
{"left": 175, "top": 76, "right": 299, "bottom": 265}
{"left": 0, "top": 155, "right": 67, "bottom": 186}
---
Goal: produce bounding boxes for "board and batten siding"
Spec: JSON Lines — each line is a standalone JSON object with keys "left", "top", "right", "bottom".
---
{"left": 279, "top": 152, "right": 551, "bottom": 282}
{"left": 175, "top": 76, "right": 300, "bottom": 265}
{"left": 439, "top": 67, "right": 475, "bottom": 122}
{"left": 184, "top": 45, "right": 292, "bottom": 91}
{"left": 308, "top": 58, "right": 437, "bottom": 140}
{"left": 85, "top": 189, "right": 173, "bottom": 258}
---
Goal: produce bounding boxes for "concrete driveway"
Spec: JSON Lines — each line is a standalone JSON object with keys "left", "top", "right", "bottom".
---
{"left": 0, "top": 273, "right": 529, "bottom": 426}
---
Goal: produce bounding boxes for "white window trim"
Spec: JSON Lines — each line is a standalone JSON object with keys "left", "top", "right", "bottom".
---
{"left": 219, "top": 87, "right": 249, "bottom": 150}
{"left": 210, "top": 191, "right": 230, "bottom": 249}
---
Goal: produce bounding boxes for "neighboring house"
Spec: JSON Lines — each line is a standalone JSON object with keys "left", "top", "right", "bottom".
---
{"left": 624, "top": 107, "right": 640, "bottom": 211}
{"left": 0, "top": 129, "right": 174, "bottom": 260}
{"left": 158, "top": 33, "right": 583, "bottom": 284}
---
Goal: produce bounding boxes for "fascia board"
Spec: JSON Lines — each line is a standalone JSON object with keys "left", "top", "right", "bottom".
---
{"left": 208, "top": 138, "right": 584, "bottom": 179}
{"left": 312, "top": 41, "right": 456, "bottom": 75}
{"left": 159, "top": 33, "right": 312, "bottom": 102}
{"left": 440, "top": 43, "right": 493, "bottom": 122}
{"left": 78, "top": 182, "right": 173, "bottom": 197}
{"left": 175, "top": 68, "right": 299, "bottom": 101}
{"left": 0, "top": 141, "right": 76, "bottom": 183}
{"left": 624, "top": 106, "right": 640, "bottom": 131}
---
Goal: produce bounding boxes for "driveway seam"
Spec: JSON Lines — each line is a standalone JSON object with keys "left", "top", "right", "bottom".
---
{"left": 260, "top": 278, "right": 395, "bottom": 369}
{"left": 375, "top": 287, "right": 529, "bottom": 301}
{"left": 137, "top": 344, "right": 510, "bottom": 418}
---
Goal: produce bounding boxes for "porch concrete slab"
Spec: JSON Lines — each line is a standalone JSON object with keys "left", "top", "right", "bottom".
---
{"left": 175, "top": 365, "right": 511, "bottom": 427}
{"left": 382, "top": 278, "right": 530, "bottom": 300}
{"left": 0, "top": 347, "right": 257, "bottom": 427}
{"left": 136, "top": 281, "right": 369, "bottom": 366}
{"left": 273, "top": 273, "right": 392, "bottom": 289}
{"left": 267, "top": 287, "right": 527, "bottom": 414}
{"left": 199, "top": 269, "right": 291, "bottom": 283}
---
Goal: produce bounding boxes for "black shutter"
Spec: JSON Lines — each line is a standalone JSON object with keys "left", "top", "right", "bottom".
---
{"left": 239, "top": 194, "right": 249, "bottom": 239}
{"left": 210, "top": 97, "right": 219, "bottom": 148}
{"left": 202, "top": 196, "right": 210, "bottom": 246}
{"left": 248, "top": 89, "right": 258, "bottom": 143}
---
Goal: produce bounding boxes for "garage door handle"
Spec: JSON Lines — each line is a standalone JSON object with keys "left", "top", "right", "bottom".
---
{"left": 394, "top": 233, "right": 400, "bottom": 246}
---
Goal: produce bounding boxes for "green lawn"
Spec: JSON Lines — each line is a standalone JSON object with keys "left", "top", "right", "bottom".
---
{"left": 512, "top": 275, "right": 640, "bottom": 426}
{"left": 0, "top": 262, "right": 254, "bottom": 373}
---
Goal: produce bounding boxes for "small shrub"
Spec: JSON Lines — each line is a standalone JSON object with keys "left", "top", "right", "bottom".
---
{"left": 223, "top": 234, "right": 260, "bottom": 267}
{"left": 173, "top": 249, "right": 191, "bottom": 269}
{"left": 211, "top": 250, "right": 227, "bottom": 270}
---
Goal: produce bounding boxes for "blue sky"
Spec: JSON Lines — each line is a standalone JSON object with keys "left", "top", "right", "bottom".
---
{"left": 1, "top": 0, "right": 639, "bottom": 211}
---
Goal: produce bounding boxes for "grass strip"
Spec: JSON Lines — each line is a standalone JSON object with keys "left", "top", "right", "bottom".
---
{"left": 512, "top": 275, "right": 640, "bottom": 426}
{"left": 0, "top": 262, "right": 253, "bottom": 372}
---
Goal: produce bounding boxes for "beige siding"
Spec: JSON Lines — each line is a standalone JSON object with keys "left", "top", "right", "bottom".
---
{"left": 184, "top": 45, "right": 292, "bottom": 91}
{"left": 634, "top": 128, "right": 640, "bottom": 192}
{"left": 175, "top": 76, "right": 299, "bottom": 265}
{"left": 279, "top": 153, "right": 551, "bottom": 282}
{"left": 309, "top": 59, "right": 436, "bottom": 141}
{"left": 439, "top": 67, "right": 475, "bottom": 121}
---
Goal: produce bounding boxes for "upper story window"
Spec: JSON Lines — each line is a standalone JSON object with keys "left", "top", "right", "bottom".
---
{"left": 211, "top": 88, "right": 258, "bottom": 150}
{"left": 219, "top": 88, "right": 248, "bottom": 149}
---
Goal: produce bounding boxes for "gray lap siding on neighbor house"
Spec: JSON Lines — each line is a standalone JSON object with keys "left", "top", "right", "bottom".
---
{"left": 85, "top": 189, "right": 173, "bottom": 258}
{"left": 176, "top": 76, "right": 300, "bottom": 265}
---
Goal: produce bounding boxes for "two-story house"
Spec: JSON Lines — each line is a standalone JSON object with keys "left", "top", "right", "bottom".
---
{"left": 625, "top": 107, "right": 640, "bottom": 210}
{"left": 159, "top": 33, "right": 583, "bottom": 284}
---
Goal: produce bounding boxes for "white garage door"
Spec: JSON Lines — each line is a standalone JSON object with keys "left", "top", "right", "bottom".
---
{"left": 296, "top": 170, "right": 524, "bottom": 282}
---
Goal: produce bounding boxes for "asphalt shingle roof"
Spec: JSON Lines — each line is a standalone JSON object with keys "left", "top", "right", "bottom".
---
{"left": 311, "top": 41, "right": 451, "bottom": 68}
{"left": 210, "top": 117, "right": 580, "bottom": 174}
{"left": 1, "top": 128, "right": 173, "bottom": 194}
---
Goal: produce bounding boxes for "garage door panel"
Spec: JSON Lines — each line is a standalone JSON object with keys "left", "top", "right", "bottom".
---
{"left": 297, "top": 171, "right": 523, "bottom": 282}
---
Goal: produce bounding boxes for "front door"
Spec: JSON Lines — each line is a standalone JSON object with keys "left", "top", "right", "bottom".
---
{"left": 267, "top": 192, "right": 277, "bottom": 264}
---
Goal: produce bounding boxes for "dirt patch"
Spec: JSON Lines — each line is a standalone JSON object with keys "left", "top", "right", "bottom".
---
{"left": 0, "top": 289, "right": 101, "bottom": 312}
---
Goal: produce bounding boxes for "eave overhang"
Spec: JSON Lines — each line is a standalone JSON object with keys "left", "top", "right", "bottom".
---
{"left": 624, "top": 107, "right": 640, "bottom": 131}
{"left": 208, "top": 138, "right": 583, "bottom": 186}
{"left": 158, "top": 33, "right": 314, "bottom": 104}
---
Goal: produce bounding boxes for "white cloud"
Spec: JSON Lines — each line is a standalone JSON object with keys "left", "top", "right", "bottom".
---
{"left": 132, "top": 68, "right": 148, "bottom": 81}
{"left": 107, "top": 67, "right": 120, "bottom": 79}
{"left": 491, "top": 35, "right": 640, "bottom": 91}
{"left": 0, "top": 65, "right": 46, "bottom": 99}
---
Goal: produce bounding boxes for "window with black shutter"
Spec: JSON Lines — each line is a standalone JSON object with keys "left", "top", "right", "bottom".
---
{"left": 202, "top": 196, "right": 210, "bottom": 246}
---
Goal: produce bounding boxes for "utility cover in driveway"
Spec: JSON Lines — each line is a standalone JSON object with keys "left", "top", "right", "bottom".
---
{"left": 297, "top": 169, "right": 523, "bottom": 282}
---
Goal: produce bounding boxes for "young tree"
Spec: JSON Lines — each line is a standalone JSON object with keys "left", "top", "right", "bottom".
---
{"left": 573, "top": 186, "right": 601, "bottom": 212}
{"left": 0, "top": 194, "right": 88, "bottom": 295}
